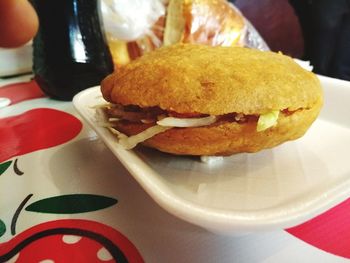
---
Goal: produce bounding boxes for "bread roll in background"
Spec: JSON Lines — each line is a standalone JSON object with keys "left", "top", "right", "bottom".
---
{"left": 181, "top": 0, "right": 246, "bottom": 46}
{"left": 105, "top": 0, "right": 259, "bottom": 67}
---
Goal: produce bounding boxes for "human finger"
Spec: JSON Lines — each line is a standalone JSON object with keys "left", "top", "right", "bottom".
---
{"left": 0, "top": 0, "right": 39, "bottom": 48}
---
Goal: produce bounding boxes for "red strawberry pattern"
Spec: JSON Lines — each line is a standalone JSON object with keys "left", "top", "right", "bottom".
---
{"left": 0, "top": 108, "right": 82, "bottom": 163}
{"left": 0, "top": 219, "right": 144, "bottom": 263}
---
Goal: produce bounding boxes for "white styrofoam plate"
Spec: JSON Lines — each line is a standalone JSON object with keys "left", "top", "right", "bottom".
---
{"left": 73, "top": 75, "right": 350, "bottom": 233}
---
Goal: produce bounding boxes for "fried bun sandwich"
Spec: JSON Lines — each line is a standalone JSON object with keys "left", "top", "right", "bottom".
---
{"left": 100, "top": 44, "right": 323, "bottom": 156}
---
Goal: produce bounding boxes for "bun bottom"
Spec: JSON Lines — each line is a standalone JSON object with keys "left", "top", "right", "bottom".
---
{"left": 113, "top": 103, "right": 322, "bottom": 156}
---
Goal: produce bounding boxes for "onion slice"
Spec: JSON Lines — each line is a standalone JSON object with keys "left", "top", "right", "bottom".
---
{"left": 157, "top": 116, "right": 217, "bottom": 127}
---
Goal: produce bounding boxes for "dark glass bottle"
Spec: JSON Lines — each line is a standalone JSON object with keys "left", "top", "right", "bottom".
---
{"left": 30, "top": 0, "right": 114, "bottom": 100}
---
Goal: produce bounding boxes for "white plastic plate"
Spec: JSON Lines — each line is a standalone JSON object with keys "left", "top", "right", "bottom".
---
{"left": 73, "top": 75, "right": 350, "bottom": 233}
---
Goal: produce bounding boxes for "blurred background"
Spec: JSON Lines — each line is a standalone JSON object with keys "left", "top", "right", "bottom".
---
{"left": 231, "top": 0, "right": 350, "bottom": 81}
{"left": 1, "top": 0, "right": 349, "bottom": 83}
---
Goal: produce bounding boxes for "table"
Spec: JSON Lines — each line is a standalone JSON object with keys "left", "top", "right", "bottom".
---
{"left": 0, "top": 77, "right": 349, "bottom": 262}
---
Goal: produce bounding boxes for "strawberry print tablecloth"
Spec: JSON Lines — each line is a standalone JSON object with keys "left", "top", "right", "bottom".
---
{"left": 0, "top": 79, "right": 349, "bottom": 262}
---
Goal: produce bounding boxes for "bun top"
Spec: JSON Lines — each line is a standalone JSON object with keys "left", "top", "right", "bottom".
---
{"left": 101, "top": 44, "right": 322, "bottom": 115}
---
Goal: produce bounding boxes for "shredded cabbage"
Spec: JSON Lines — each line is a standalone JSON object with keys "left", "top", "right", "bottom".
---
{"left": 110, "top": 125, "right": 171, "bottom": 149}
{"left": 257, "top": 110, "right": 279, "bottom": 132}
{"left": 200, "top": 156, "right": 224, "bottom": 164}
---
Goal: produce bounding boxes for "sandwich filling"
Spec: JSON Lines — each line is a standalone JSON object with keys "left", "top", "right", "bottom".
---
{"left": 97, "top": 103, "right": 300, "bottom": 149}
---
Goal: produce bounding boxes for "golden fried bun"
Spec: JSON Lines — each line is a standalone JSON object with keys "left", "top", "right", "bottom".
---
{"left": 101, "top": 44, "right": 323, "bottom": 156}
